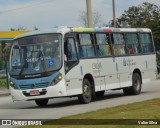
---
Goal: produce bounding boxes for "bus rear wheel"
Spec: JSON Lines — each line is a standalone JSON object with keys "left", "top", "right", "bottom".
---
{"left": 78, "top": 79, "right": 92, "bottom": 104}
{"left": 35, "top": 99, "right": 49, "bottom": 107}
{"left": 123, "top": 73, "right": 142, "bottom": 95}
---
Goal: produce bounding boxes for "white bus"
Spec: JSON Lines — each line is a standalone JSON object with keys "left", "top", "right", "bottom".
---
{"left": 9, "top": 27, "right": 157, "bottom": 106}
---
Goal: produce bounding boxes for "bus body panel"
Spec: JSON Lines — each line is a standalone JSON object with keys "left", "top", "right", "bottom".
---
{"left": 143, "top": 54, "right": 157, "bottom": 81}
{"left": 65, "top": 59, "right": 103, "bottom": 95}
{"left": 97, "top": 57, "right": 120, "bottom": 90}
{"left": 129, "top": 54, "right": 157, "bottom": 83}
{"left": 115, "top": 56, "right": 132, "bottom": 88}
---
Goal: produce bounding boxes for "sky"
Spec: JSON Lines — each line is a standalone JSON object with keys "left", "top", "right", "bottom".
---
{"left": 0, "top": 0, "right": 160, "bottom": 31}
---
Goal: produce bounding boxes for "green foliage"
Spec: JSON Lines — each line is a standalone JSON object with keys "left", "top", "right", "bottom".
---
{"left": 21, "top": 99, "right": 160, "bottom": 128}
{"left": 79, "top": 11, "right": 103, "bottom": 27}
{"left": 0, "top": 60, "right": 4, "bottom": 70}
{"left": 0, "top": 78, "right": 6, "bottom": 87}
{"left": 116, "top": 2, "right": 160, "bottom": 28}
{"left": 116, "top": 2, "right": 160, "bottom": 49}
{"left": 10, "top": 26, "right": 28, "bottom": 31}
{"left": 157, "top": 51, "right": 160, "bottom": 64}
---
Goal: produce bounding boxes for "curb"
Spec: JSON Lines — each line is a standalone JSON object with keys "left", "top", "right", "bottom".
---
{"left": 0, "top": 87, "right": 10, "bottom": 97}
{"left": 0, "top": 93, "right": 10, "bottom": 97}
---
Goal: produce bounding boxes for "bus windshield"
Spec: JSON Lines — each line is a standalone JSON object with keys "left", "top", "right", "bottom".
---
{"left": 10, "top": 33, "right": 62, "bottom": 78}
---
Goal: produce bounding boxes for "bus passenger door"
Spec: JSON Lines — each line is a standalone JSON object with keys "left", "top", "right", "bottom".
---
{"left": 64, "top": 37, "right": 82, "bottom": 96}
{"left": 98, "top": 57, "right": 120, "bottom": 90}
{"left": 95, "top": 33, "right": 120, "bottom": 90}
{"left": 112, "top": 33, "right": 131, "bottom": 88}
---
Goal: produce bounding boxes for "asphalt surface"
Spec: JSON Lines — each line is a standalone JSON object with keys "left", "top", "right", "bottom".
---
{"left": 0, "top": 79, "right": 160, "bottom": 128}
{"left": 0, "top": 79, "right": 160, "bottom": 120}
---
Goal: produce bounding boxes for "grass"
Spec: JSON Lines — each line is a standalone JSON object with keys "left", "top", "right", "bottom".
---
{"left": 20, "top": 98, "right": 160, "bottom": 128}
{"left": 0, "top": 78, "right": 7, "bottom": 88}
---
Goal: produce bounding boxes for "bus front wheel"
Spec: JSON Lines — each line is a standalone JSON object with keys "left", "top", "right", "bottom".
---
{"left": 123, "top": 73, "right": 142, "bottom": 95}
{"left": 35, "top": 99, "right": 49, "bottom": 107}
{"left": 78, "top": 79, "right": 92, "bottom": 104}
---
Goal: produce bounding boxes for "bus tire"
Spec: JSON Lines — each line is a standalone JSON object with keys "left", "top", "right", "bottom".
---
{"left": 95, "top": 91, "right": 105, "bottom": 98}
{"left": 35, "top": 99, "right": 49, "bottom": 106}
{"left": 123, "top": 73, "right": 142, "bottom": 95}
{"left": 123, "top": 88, "right": 132, "bottom": 95}
{"left": 78, "top": 79, "right": 92, "bottom": 104}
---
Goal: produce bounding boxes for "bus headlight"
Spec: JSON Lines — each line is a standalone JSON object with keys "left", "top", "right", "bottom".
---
{"left": 10, "top": 81, "right": 18, "bottom": 89}
{"left": 51, "top": 73, "right": 62, "bottom": 85}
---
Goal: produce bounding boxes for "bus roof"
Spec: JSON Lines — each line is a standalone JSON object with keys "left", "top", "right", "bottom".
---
{"left": 14, "top": 28, "right": 61, "bottom": 39}
{"left": 71, "top": 27, "right": 151, "bottom": 33}
{"left": 14, "top": 27, "right": 152, "bottom": 39}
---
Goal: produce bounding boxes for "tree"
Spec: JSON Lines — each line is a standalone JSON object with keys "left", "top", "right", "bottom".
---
{"left": 116, "top": 2, "right": 160, "bottom": 28}
{"left": 78, "top": 11, "right": 103, "bottom": 27}
{"left": 10, "top": 26, "right": 39, "bottom": 31}
{"left": 34, "top": 26, "right": 39, "bottom": 30}
{"left": 10, "top": 26, "right": 28, "bottom": 31}
{"left": 115, "top": 2, "right": 160, "bottom": 49}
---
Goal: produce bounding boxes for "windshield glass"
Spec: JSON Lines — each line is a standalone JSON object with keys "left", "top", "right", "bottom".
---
{"left": 10, "top": 34, "right": 62, "bottom": 78}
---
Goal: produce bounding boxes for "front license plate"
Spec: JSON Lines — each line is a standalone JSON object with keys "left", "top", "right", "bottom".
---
{"left": 30, "top": 90, "right": 40, "bottom": 95}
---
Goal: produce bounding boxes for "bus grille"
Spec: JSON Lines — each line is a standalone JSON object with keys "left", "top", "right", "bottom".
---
{"left": 19, "top": 82, "right": 50, "bottom": 90}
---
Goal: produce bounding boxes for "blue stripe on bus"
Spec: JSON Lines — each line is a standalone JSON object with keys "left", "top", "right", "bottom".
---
{"left": 112, "top": 57, "right": 115, "bottom": 62}
{"left": 116, "top": 63, "right": 118, "bottom": 72}
{"left": 0, "top": 38, "right": 13, "bottom": 41}
{"left": 145, "top": 60, "right": 148, "bottom": 69}
{"left": 80, "top": 66, "right": 83, "bottom": 76}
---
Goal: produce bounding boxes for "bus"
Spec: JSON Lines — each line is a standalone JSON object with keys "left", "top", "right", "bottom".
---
{"left": 9, "top": 27, "right": 157, "bottom": 106}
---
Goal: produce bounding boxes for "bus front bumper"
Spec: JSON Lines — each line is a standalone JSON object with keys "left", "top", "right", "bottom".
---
{"left": 10, "top": 79, "right": 67, "bottom": 101}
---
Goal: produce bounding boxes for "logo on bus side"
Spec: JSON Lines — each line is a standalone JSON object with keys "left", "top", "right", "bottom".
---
{"left": 123, "top": 58, "right": 136, "bottom": 66}
{"left": 92, "top": 63, "right": 102, "bottom": 74}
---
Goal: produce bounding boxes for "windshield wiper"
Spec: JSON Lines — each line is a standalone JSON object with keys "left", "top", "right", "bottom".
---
{"left": 38, "top": 50, "right": 47, "bottom": 75}
{"left": 18, "top": 55, "right": 31, "bottom": 77}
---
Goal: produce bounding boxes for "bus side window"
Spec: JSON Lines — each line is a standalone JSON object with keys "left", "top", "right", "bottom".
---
{"left": 126, "top": 33, "right": 139, "bottom": 54}
{"left": 112, "top": 33, "right": 126, "bottom": 56}
{"left": 78, "top": 34, "right": 95, "bottom": 58}
{"left": 139, "top": 33, "right": 154, "bottom": 54}
{"left": 95, "top": 33, "right": 111, "bottom": 56}
{"left": 64, "top": 37, "right": 79, "bottom": 72}
{"left": 65, "top": 38, "right": 78, "bottom": 61}
{"left": 79, "top": 45, "right": 84, "bottom": 58}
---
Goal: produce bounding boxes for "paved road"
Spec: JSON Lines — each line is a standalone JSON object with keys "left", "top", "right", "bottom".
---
{"left": 0, "top": 80, "right": 160, "bottom": 120}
